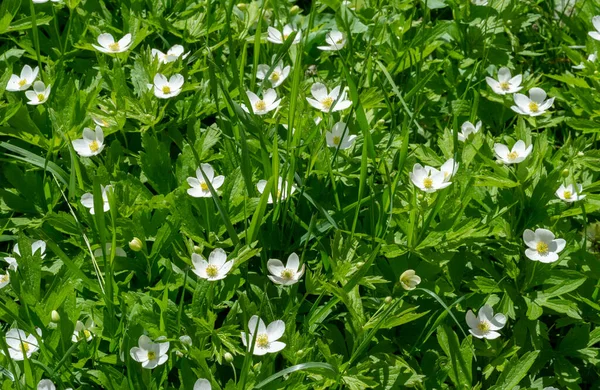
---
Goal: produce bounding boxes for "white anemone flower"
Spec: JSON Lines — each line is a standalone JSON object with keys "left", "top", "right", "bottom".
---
{"left": 511, "top": 88, "right": 555, "bottom": 116}
{"left": 493, "top": 140, "right": 533, "bottom": 164}
{"left": 465, "top": 305, "right": 506, "bottom": 340}
{"left": 153, "top": 73, "right": 184, "bottom": 99}
{"left": 152, "top": 45, "right": 189, "bottom": 64}
{"left": 242, "top": 89, "right": 281, "bottom": 115}
{"left": 556, "top": 183, "right": 585, "bottom": 202}
{"left": 33, "top": 0, "right": 61, "bottom": 3}
{"left": 409, "top": 164, "right": 451, "bottom": 193}
{"left": 573, "top": 52, "right": 597, "bottom": 70}
{"left": 130, "top": 335, "right": 169, "bottom": 369}
{"left": 0, "top": 273, "right": 9, "bottom": 289}
{"left": 326, "top": 122, "right": 356, "bottom": 150}
{"left": 6, "top": 65, "right": 39, "bottom": 91}
{"left": 399, "top": 269, "right": 421, "bottom": 291}
{"left": 485, "top": 67, "right": 522, "bottom": 95}
{"left": 589, "top": 16, "right": 600, "bottom": 41}
{"left": 93, "top": 244, "right": 126, "bottom": 259}
{"left": 267, "top": 24, "right": 301, "bottom": 45}
{"left": 92, "top": 33, "right": 132, "bottom": 54}
{"left": 306, "top": 83, "right": 352, "bottom": 113}
{"left": 191, "top": 248, "right": 234, "bottom": 281}
{"left": 256, "top": 62, "right": 290, "bottom": 88}
{"left": 72, "top": 319, "right": 95, "bottom": 342}
{"left": 241, "top": 315, "right": 286, "bottom": 355}
{"left": 187, "top": 164, "right": 225, "bottom": 198}
{"left": 194, "top": 379, "right": 211, "bottom": 390}
{"left": 472, "top": 0, "right": 488, "bottom": 4}
{"left": 543, "top": 387, "right": 559, "bottom": 390}
{"left": 25, "top": 81, "right": 51, "bottom": 105}
{"left": 458, "top": 120, "right": 481, "bottom": 142}
{"left": 267, "top": 252, "right": 305, "bottom": 286}
{"left": 440, "top": 158, "right": 459, "bottom": 181}
{"left": 81, "top": 185, "right": 113, "bottom": 215}
{"left": 37, "top": 380, "right": 56, "bottom": 390}
{"left": 523, "top": 228, "right": 566, "bottom": 263}
{"left": 72, "top": 126, "right": 104, "bottom": 157}
{"left": 4, "top": 328, "right": 41, "bottom": 361}
{"left": 257, "top": 176, "right": 296, "bottom": 204}
{"left": 4, "top": 240, "right": 47, "bottom": 272}
{"left": 318, "top": 31, "right": 346, "bottom": 51}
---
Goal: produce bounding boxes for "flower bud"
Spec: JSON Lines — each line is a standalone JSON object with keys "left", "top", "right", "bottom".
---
{"left": 224, "top": 352, "right": 234, "bottom": 362}
{"left": 417, "top": 193, "right": 424, "bottom": 200}
{"left": 179, "top": 335, "right": 193, "bottom": 347}
{"left": 296, "top": 349, "right": 304, "bottom": 356}
{"left": 51, "top": 310, "right": 60, "bottom": 322}
{"left": 193, "top": 245, "right": 202, "bottom": 254}
{"left": 129, "top": 237, "right": 143, "bottom": 252}
{"left": 561, "top": 169, "right": 569, "bottom": 178}
{"left": 237, "top": 3, "right": 247, "bottom": 11}
{"left": 384, "top": 296, "right": 393, "bottom": 304}
{"left": 578, "top": 151, "right": 584, "bottom": 157}
{"left": 377, "top": 119, "right": 386, "bottom": 127}
{"left": 290, "top": 5, "right": 301, "bottom": 15}
{"left": 356, "top": 261, "right": 365, "bottom": 268}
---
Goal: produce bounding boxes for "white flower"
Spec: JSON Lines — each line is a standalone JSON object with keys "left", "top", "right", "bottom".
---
{"left": 523, "top": 228, "right": 566, "bottom": 263}
{"left": 130, "top": 335, "right": 169, "bottom": 369}
{"left": 186, "top": 164, "right": 225, "bottom": 198}
{"left": 573, "top": 52, "right": 597, "bottom": 70}
{"left": 242, "top": 89, "right": 281, "bottom": 115}
{"left": 25, "top": 81, "right": 51, "bottom": 105}
{"left": 267, "top": 24, "right": 301, "bottom": 45}
{"left": 409, "top": 164, "right": 451, "bottom": 193}
{"left": 241, "top": 315, "right": 286, "bottom": 355}
{"left": 318, "top": 31, "right": 346, "bottom": 51}
{"left": 72, "top": 319, "right": 95, "bottom": 342}
{"left": 37, "top": 380, "right": 56, "bottom": 390}
{"left": 306, "top": 83, "right": 352, "bottom": 112}
{"left": 72, "top": 126, "right": 104, "bottom": 157}
{"left": 194, "top": 379, "right": 211, "bottom": 390}
{"left": 152, "top": 45, "right": 189, "bottom": 64}
{"left": 0, "top": 273, "right": 9, "bottom": 289}
{"left": 511, "top": 88, "right": 555, "bottom": 116}
{"left": 81, "top": 185, "right": 113, "bottom": 215}
{"left": 153, "top": 73, "right": 184, "bottom": 99}
{"left": 399, "top": 269, "right": 421, "bottom": 290}
{"left": 326, "top": 122, "right": 356, "bottom": 150}
{"left": 543, "top": 387, "right": 559, "bottom": 390}
{"left": 92, "top": 33, "right": 132, "bottom": 54}
{"left": 256, "top": 62, "right": 290, "bottom": 88}
{"left": 472, "top": 0, "right": 488, "bottom": 5}
{"left": 93, "top": 244, "right": 126, "bottom": 259}
{"left": 493, "top": 140, "right": 533, "bottom": 164}
{"left": 191, "top": 248, "right": 234, "bottom": 281}
{"left": 440, "top": 158, "right": 459, "bottom": 181}
{"left": 556, "top": 183, "right": 585, "bottom": 202}
{"left": 4, "top": 328, "right": 40, "bottom": 361}
{"left": 485, "top": 67, "right": 522, "bottom": 95}
{"left": 4, "top": 240, "right": 47, "bottom": 272}
{"left": 465, "top": 305, "right": 506, "bottom": 340}
{"left": 458, "top": 121, "right": 481, "bottom": 142}
{"left": 92, "top": 116, "right": 110, "bottom": 127}
{"left": 33, "top": 0, "right": 61, "bottom": 3}
{"left": 6, "top": 65, "right": 39, "bottom": 91}
{"left": 257, "top": 176, "right": 296, "bottom": 204}
{"left": 267, "top": 253, "right": 305, "bottom": 286}
{"left": 589, "top": 16, "right": 600, "bottom": 41}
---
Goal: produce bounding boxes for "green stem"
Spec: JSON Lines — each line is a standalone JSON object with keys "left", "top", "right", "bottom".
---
{"left": 28, "top": 1, "right": 44, "bottom": 81}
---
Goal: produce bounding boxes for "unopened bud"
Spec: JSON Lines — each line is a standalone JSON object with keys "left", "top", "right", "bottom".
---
{"left": 578, "top": 151, "right": 584, "bottom": 157}
{"left": 356, "top": 261, "right": 364, "bottom": 268}
{"left": 290, "top": 5, "right": 301, "bottom": 15}
{"left": 129, "top": 237, "right": 143, "bottom": 252}
{"left": 193, "top": 245, "right": 202, "bottom": 254}
{"left": 561, "top": 169, "right": 569, "bottom": 178}
{"left": 237, "top": 3, "right": 247, "bottom": 11}
{"left": 296, "top": 349, "right": 304, "bottom": 356}
{"left": 179, "top": 335, "right": 192, "bottom": 347}
{"left": 417, "top": 193, "right": 424, "bottom": 200}
{"left": 384, "top": 296, "right": 393, "bottom": 304}
{"left": 377, "top": 119, "right": 386, "bottom": 127}
{"left": 51, "top": 310, "right": 60, "bottom": 322}
{"left": 224, "top": 352, "right": 234, "bottom": 362}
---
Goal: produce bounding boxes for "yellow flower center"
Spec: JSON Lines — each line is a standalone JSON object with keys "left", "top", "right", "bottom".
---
{"left": 499, "top": 81, "right": 510, "bottom": 91}
{"left": 507, "top": 151, "right": 519, "bottom": 161}
{"left": 200, "top": 182, "right": 209, "bottom": 191}
{"left": 270, "top": 72, "right": 280, "bottom": 82}
{"left": 321, "top": 97, "right": 334, "bottom": 109}
{"left": 563, "top": 191, "right": 572, "bottom": 199}
{"left": 536, "top": 241, "right": 549, "bottom": 255}
{"left": 528, "top": 102, "right": 539, "bottom": 113}
{"left": 332, "top": 136, "right": 341, "bottom": 145}
{"left": 423, "top": 177, "right": 433, "bottom": 189}
{"left": 283, "top": 33, "right": 289, "bottom": 40}
{"left": 206, "top": 264, "right": 219, "bottom": 278}
{"left": 477, "top": 321, "right": 490, "bottom": 332}
{"left": 37, "top": 93, "right": 45, "bottom": 101}
{"left": 162, "top": 85, "right": 171, "bottom": 94}
{"left": 0, "top": 274, "right": 8, "bottom": 283}
{"left": 280, "top": 269, "right": 294, "bottom": 280}
{"left": 147, "top": 351, "right": 156, "bottom": 360}
{"left": 400, "top": 276, "right": 412, "bottom": 287}
{"left": 21, "top": 342, "right": 30, "bottom": 354}
{"left": 254, "top": 100, "right": 266, "bottom": 111}
{"left": 18, "top": 79, "right": 27, "bottom": 87}
{"left": 109, "top": 42, "right": 120, "bottom": 51}
{"left": 89, "top": 140, "right": 100, "bottom": 152}
{"left": 256, "top": 333, "right": 269, "bottom": 348}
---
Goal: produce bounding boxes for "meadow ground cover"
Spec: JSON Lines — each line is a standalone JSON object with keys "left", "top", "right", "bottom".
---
{"left": 1, "top": 0, "right": 600, "bottom": 388}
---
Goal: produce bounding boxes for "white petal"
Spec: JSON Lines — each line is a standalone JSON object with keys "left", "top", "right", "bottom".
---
{"left": 266, "top": 320, "right": 285, "bottom": 341}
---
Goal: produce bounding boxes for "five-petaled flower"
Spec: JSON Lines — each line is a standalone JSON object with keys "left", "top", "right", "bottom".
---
{"left": 465, "top": 305, "right": 506, "bottom": 340}
{"left": 523, "top": 228, "right": 566, "bottom": 263}
{"left": 4, "top": 328, "right": 41, "bottom": 361}
{"left": 72, "top": 126, "right": 105, "bottom": 157}
{"left": 72, "top": 319, "right": 95, "bottom": 343}
{"left": 93, "top": 33, "right": 132, "bottom": 54}
{"left": 241, "top": 315, "right": 286, "bottom": 355}
{"left": 267, "top": 24, "right": 302, "bottom": 45}
{"left": 242, "top": 89, "right": 281, "bottom": 115}
{"left": 318, "top": 31, "right": 346, "bottom": 51}
{"left": 256, "top": 62, "right": 291, "bottom": 88}
{"left": 326, "top": 122, "right": 357, "bottom": 150}
{"left": 25, "top": 81, "right": 51, "bottom": 105}
{"left": 556, "top": 183, "right": 585, "bottom": 202}
{"left": 306, "top": 83, "right": 352, "bottom": 113}
{"left": 399, "top": 269, "right": 421, "bottom": 291}
{"left": 267, "top": 252, "right": 305, "bottom": 286}
{"left": 257, "top": 176, "right": 296, "bottom": 204}
{"left": 485, "top": 67, "right": 522, "bottom": 95}
{"left": 152, "top": 45, "right": 189, "bottom": 64}
{"left": 153, "top": 73, "right": 184, "bottom": 99}
{"left": 130, "top": 335, "right": 170, "bottom": 369}
{"left": 187, "top": 164, "right": 225, "bottom": 198}
{"left": 6, "top": 65, "right": 39, "bottom": 91}
{"left": 81, "top": 185, "right": 113, "bottom": 215}
{"left": 409, "top": 163, "right": 453, "bottom": 193}
{"left": 493, "top": 140, "right": 533, "bottom": 164}
{"left": 191, "top": 248, "right": 234, "bottom": 281}
{"left": 458, "top": 120, "right": 482, "bottom": 142}
{"left": 511, "top": 88, "right": 555, "bottom": 116}
{"left": 4, "top": 240, "right": 46, "bottom": 273}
